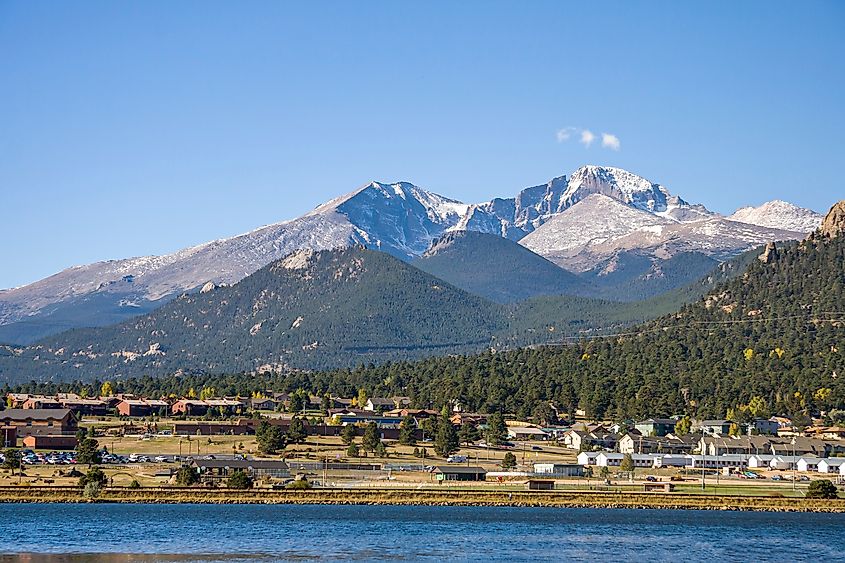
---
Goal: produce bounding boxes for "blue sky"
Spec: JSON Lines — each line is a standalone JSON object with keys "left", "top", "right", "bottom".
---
{"left": 1, "top": 1, "right": 843, "bottom": 289}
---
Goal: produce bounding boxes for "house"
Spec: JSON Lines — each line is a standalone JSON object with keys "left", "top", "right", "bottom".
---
{"left": 204, "top": 399, "right": 244, "bottom": 415}
{"left": 117, "top": 399, "right": 170, "bottom": 417}
{"left": 60, "top": 398, "right": 110, "bottom": 417}
{"left": 533, "top": 463, "right": 583, "bottom": 477}
{"left": 385, "top": 408, "right": 439, "bottom": 421}
{"left": 507, "top": 427, "right": 548, "bottom": 441}
{"left": 0, "top": 409, "right": 78, "bottom": 436}
{"left": 392, "top": 396, "right": 412, "bottom": 408}
{"left": 696, "top": 420, "right": 733, "bottom": 436}
{"left": 22, "top": 434, "right": 78, "bottom": 450}
{"left": 618, "top": 433, "right": 695, "bottom": 454}
{"left": 634, "top": 418, "right": 677, "bottom": 437}
{"left": 751, "top": 419, "right": 780, "bottom": 436}
{"left": 432, "top": 466, "right": 487, "bottom": 482}
{"left": 191, "top": 458, "right": 290, "bottom": 482}
{"left": 796, "top": 457, "right": 822, "bottom": 472}
{"left": 563, "top": 429, "right": 617, "bottom": 451}
{"left": 577, "top": 451, "right": 599, "bottom": 466}
{"left": 364, "top": 398, "right": 396, "bottom": 412}
{"left": 769, "top": 455, "right": 801, "bottom": 470}
{"left": 6, "top": 393, "right": 32, "bottom": 408}
{"left": 817, "top": 458, "right": 845, "bottom": 474}
{"left": 250, "top": 397, "right": 277, "bottom": 411}
{"left": 22, "top": 397, "right": 63, "bottom": 410}
{"left": 748, "top": 454, "right": 777, "bottom": 469}
{"left": 450, "top": 413, "right": 488, "bottom": 426}
{"left": 171, "top": 399, "right": 211, "bottom": 416}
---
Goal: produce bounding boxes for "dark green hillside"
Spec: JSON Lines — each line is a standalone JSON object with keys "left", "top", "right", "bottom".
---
{"left": 580, "top": 250, "right": 720, "bottom": 302}
{"left": 414, "top": 231, "right": 585, "bottom": 303}
{"left": 41, "top": 206, "right": 842, "bottom": 422}
{"left": 0, "top": 248, "right": 507, "bottom": 380}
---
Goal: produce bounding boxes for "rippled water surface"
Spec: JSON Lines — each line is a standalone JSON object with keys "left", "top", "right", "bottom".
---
{"left": 2, "top": 503, "right": 844, "bottom": 561}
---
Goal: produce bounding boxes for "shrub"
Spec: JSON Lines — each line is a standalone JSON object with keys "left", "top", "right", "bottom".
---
{"left": 227, "top": 470, "right": 253, "bottom": 489}
{"left": 78, "top": 467, "right": 107, "bottom": 489}
{"left": 128, "top": 479, "right": 141, "bottom": 489}
{"left": 83, "top": 481, "right": 102, "bottom": 499}
{"left": 286, "top": 479, "right": 312, "bottom": 490}
{"left": 175, "top": 465, "right": 199, "bottom": 486}
{"left": 806, "top": 479, "right": 839, "bottom": 499}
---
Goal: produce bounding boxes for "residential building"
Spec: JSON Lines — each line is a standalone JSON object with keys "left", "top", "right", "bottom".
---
{"left": 696, "top": 420, "right": 733, "bottom": 436}
{"left": 117, "top": 399, "right": 170, "bottom": 417}
{"left": 249, "top": 397, "right": 277, "bottom": 411}
{"left": 577, "top": 452, "right": 599, "bottom": 466}
{"left": 634, "top": 418, "right": 677, "bottom": 437}
{"left": 796, "top": 457, "right": 823, "bottom": 472}
{"left": 364, "top": 398, "right": 395, "bottom": 412}
{"left": 507, "top": 427, "right": 548, "bottom": 441}
{"left": 0, "top": 409, "right": 78, "bottom": 437}
{"left": 818, "top": 458, "right": 845, "bottom": 474}
{"left": 22, "top": 434, "right": 78, "bottom": 450}
{"left": 60, "top": 398, "right": 110, "bottom": 416}
{"left": 22, "top": 397, "right": 63, "bottom": 410}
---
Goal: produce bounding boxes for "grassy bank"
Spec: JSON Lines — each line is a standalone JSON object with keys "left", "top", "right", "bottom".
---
{"left": 1, "top": 486, "right": 843, "bottom": 512}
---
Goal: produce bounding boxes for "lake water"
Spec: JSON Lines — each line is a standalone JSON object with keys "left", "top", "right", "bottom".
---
{"left": 1, "top": 504, "right": 843, "bottom": 561}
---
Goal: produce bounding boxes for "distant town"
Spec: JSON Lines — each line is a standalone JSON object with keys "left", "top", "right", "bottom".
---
{"left": 1, "top": 390, "right": 843, "bottom": 502}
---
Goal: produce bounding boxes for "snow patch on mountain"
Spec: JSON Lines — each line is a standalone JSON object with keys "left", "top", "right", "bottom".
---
{"left": 728, "top": 200, "right": 822, "bottom": 233}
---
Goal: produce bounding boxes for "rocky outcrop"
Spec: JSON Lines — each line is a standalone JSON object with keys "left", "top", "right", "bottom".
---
{"left": 819, "top": 201, "right": 845, "bottom": 238}
{"left": 758, "top": 242, "right": 779, "bottom": 264}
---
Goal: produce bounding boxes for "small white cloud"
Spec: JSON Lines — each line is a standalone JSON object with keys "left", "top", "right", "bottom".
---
{"left": 580, "top": 129, "right": 596, "bottom": 148}
{"left": 601, "top": 133, "right": 621, "bottom": 151}
{"left": 556, "top": 127, "right": 576, "bottom": 143}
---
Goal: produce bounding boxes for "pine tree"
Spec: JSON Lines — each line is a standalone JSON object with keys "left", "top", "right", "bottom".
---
{"left": 362, "top": 422, "right": 380, "bottom": 452}
{"left": 341, "top": 423, "right": 356, "bottom": 445}
{"left": 485, "top": 413, "right": 507, "bottom": 446}
{"left": 399, "top": 416, "right": 417, "bottom": 446}
{"left": 287, "top": 416, "right": 307, "bottom": 444}
{"left": 458, "top": 422, "right": 480, "bottom": 445}
{"left": 434, "top": 421, "right": 459, "bottom": 457}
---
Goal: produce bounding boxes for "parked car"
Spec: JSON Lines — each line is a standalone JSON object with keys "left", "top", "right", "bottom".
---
{"left": 771, "top": 475, "right": 783, "bottom": 481}
{"left": 645, "top": 476, "right": 657, "bottom": 482}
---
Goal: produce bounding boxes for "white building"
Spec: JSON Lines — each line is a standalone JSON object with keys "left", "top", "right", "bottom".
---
{"left": 748, "top": 454, "right": 776, "bottom": 469}
{"left": 651, "top": 455, "right": 689, "bottom": 468}
{"left": 595, "top": 453, "right": 653, "bottom": 468}
{"left": 769, "top": 455, "right": 801, "bottom": 470}
{"left": 796, "top": 457, "right": 822, "bottom": 472}
{"left": 577, "top": 452, "right": 599, "bottom": 466}
{"left": 686, "top": 454, "right": 748, "bottom": 469}
{"left": 818, "top": 458, "right": 845, "bottom": 474}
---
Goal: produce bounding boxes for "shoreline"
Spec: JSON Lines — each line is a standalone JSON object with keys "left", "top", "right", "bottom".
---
{"left": 1, "top": 486, "right": 843, "bottom": 512}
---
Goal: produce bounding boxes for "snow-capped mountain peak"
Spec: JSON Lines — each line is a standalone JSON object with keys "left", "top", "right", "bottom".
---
{"left": 727, "top": 200, "right": 822, "bottom": 233}
{"left": 558, "top": 165, "right": 678, "bottom": 214}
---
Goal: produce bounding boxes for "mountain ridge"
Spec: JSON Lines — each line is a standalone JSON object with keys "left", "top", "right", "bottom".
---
{"left": 0, "top": 165, "right": 821, "bottom": 344}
